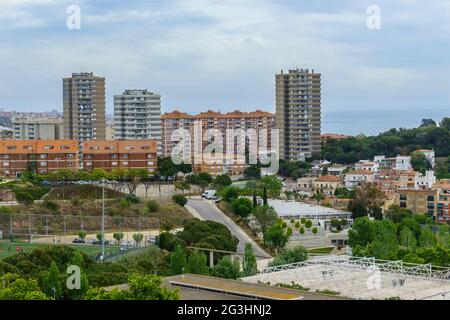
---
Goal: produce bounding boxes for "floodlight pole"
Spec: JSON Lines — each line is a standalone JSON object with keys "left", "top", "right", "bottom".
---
{"left": 101, "top": 178, "right": 105, "bottom": 260}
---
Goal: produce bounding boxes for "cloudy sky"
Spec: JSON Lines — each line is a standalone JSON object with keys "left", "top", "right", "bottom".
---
{"left": 0, "top": 0, "right": 449, "bottom": 134}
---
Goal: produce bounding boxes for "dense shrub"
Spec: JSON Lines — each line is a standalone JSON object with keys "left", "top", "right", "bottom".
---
{"left": 146, "top": 200, "right": 159, "bottom": 213}
{"left": 172, "top": 195, "right": 187, "bottom": 207}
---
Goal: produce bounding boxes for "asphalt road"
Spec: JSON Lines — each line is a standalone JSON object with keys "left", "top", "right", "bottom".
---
{"left": 187, "top": 199, "right": 271, "bottom": 259}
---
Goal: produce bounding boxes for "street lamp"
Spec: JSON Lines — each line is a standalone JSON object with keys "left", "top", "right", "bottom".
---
{"left": 101, "top": 178, "right": 106, "bottom": 260}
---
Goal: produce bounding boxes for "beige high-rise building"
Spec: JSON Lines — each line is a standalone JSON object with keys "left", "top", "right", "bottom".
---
{"left": 276, "top": 69, "right": 321, "bottom": 160}
{"left": 63, "top": 72, "right": 106, "bottom": 142}
{"left": 12, "top": 117, "right": 63, "bottom": 140}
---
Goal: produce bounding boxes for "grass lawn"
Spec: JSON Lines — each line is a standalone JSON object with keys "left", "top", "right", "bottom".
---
{"left": 0, "top": 241, "right": 120, "bottom": 260}
{"left": 307, "top": 246, "right": 334, "bottom": 255}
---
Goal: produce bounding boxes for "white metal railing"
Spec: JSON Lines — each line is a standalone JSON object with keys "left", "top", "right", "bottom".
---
{"left": 258, "top": 255, "right": 450, "bottom": 282}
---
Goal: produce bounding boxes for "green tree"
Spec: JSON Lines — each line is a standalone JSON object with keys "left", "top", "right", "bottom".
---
{"left": 269, "top": 245, "right": 308, "bottom": 267}
{"left": 299, "top": 227, "right": 305, "bottom": 235}
{"left": 113, "top": 232, "right": 124, "bottom": 246}
{"left": 172, "top": 194, "right": 188, "bottom": 206}
{"left": 65, "top": 251, "right": 89, "bottom": 300}
{"left": 411, "top": 152, "right": 432, "bottom": 174}
{"left": 312, "top": 191, "right": 324, "bottom": 204}
{"left": 419, "top": 227, "right": 436, "bottom": 248}
{"left": 231, "top": 197, "right": 253, "bottom": 217}
{"left": 170, "top": 245, "right": 187, "bottom": 275}
{"left": 348, "top": 217, "right": 376, "bottom": 248}
{"left": 42, "top": 262, "right": 62, "bottom": 300}
{"left": 312, "top": 227, "right": 318, "bottom": 234}
{"left": 265, "top": 223, "right": 288, "bottom": 252}
{"left": 305, "top": 220, "right": 312, "bottom": 229}
{"left": 85, "top": 274, "right": 179, "bottom": 300}
{"left": 399, "top": 227, "right": 417, "bottom": 250}
{"left": 253, "top": 205, "right": 278, "bottom": 243}
{"left": 242, "top": 243, "right": 258, "bottom": 277}
{"left": 371, "top": 220, "right": 398, "bottom": 260}
{"left": 186, "top": 250, "right": 208, "bottom": 275}
{"left": 211, "top": 256, "right": 241, "bottom": 279}
{"left": 437, "top": 225, "right": 450, "bottom": 249}
{"left": 0, "top": 274, "right": 48, "bottom": 300}
{"left": 219, "top": 186, "right": 240, "bottom": 203}
{"left": 146, "top": 200, "right": 159, "bottom": 213}
{"left": 213, "top": 174, "right": 232, "bottom": 190}
{"left": 78, "top": 230, "right": 87, "bottom": 241}
{"left": 244, "top": 165, "right": 261, "bottom": 180}
{"left": 133, "top": 233, "right": 144, "bottom": 247}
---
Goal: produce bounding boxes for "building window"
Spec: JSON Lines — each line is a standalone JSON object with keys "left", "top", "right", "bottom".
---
{"left": 400, "top": 202, "right": 407, "bottom": 208}
{"left": 40, "top": 162, "right": 47, "bottom": 166}
{"left": 427, "top": 195, "right": 435, "bottom": 201}
{"left": 400, "top": 194, "right": 407, "bottom": 201}
{"left": 122, "top": 154, "right": 129, "bottom": 159}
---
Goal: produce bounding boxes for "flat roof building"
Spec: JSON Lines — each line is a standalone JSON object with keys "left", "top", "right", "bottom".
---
{"left": 12, "top": 117, "right": 64, "bottom": 140}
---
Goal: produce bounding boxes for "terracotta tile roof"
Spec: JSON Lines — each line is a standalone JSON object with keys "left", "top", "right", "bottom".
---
{"left": 347, "top": 170, "right": 375, "bottom": 175}
{"left": 83, "top": 140, "right": 157, "bottom": 154}
{"left": 36, "top": 140, "right": 78, "bottom": 154}
{"left": 0, "top": 140, "right": 78, "bottom": 154}
{"left": 316, "top": 175, "right": 342, "bottom": 182}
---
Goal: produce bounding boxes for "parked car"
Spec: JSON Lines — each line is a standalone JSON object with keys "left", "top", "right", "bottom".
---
{"left": 120, "top": 240, "right": 136, "bottom": 247}
{"left": 72, "top": 238, "right": 85, "bottom": 244}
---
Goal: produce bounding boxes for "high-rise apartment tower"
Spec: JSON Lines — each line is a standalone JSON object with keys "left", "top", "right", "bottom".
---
{"left": 63, "top": 72, "right": 106, "bottom": 141}
{"left": 275, "top": 69, "right": 321, "bottom": 160}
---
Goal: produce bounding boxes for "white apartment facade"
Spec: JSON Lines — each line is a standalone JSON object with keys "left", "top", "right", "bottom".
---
{"left": 12, "top": 117, "right": 64, "bottom": 140}
{"left": 114, "top": 89, "right": 162, "bottom": 152}
{"left": 344, "top": 170, "right": 376, "bottom": 189}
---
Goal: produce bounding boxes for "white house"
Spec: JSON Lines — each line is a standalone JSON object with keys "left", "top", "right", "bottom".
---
{"left": 344, "top": 170, "right": 376, "bottom": 189}
{"left": 327, "top": 165, "right": 347, "bottom": 176}
{"left": 395, "top": 156, "right": 412, "bottom": 171}
{"left": 355, "top": 161, "right": 379, "bottom": 173}
{"left": 414, "top": 170, "right": 436, "bottom": 190}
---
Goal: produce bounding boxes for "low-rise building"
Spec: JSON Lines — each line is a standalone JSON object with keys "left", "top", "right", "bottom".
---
{"left": 344, "top": 170, "right": 376, "bottom": 189}
{"left": 395, "top": 156, "right": 412, "bottom": 171}
{"left": 0, "top": 140, "right": 78, "bottom": 177}
{"left": 313, "top": 175, "right": 343, "bottom": 196}
{"left": 297, "top": 177, "right": 315, "bottom": 193}
{"left": 82, "top": 140, "right": 157, "bottom": 174}
{"left": 395, "top": 189, "right": 437, "bottom": 217}
{"left": 434, "top": 181, "right": 450, "bottom": 223}
{"left": 355, "top": 161, "right": 379, "bottom": 172}
{"left": 327, "top": 165, "right": 347, "bottom": 176}
{"left": 414, "top": 170, "right": 436, "bottom": 190}
{"left": 12, "top": 117, "right": 64, "bottom": 140}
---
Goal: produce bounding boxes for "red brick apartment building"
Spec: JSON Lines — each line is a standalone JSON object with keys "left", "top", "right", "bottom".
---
{"left": 161, "top": 109, "right": 276, "bottom": 175}
{"left": 0, "top": 140, "right": 79, "bottom": 177}
{"left": 82, "top": 140, "right": 157, "bottom": 173}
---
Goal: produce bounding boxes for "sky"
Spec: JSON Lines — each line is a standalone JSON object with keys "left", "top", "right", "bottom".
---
{"left": 0, "top": 0, "right": 449, "bottom": 135}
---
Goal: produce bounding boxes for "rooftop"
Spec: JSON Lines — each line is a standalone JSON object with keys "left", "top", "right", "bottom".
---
{"left": 268, "top": 199, "right": 352, "bottom": 218}
{"left": 315, "top": 175, "right": 342, "bottom": 182}
{"left": 162, "top": 109, "right": 274, "bottom": 120}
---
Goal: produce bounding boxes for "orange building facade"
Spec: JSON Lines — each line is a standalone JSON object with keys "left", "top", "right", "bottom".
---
{"left": 0, "top": 140, "right": 79, "bottom": 177}
{"left": 82, "top": 140, "right": 158, "bottom": 173}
